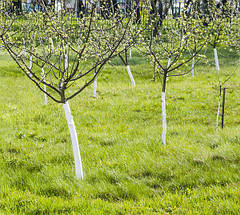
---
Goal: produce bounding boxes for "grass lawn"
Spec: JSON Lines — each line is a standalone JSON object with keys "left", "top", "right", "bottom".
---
{"left": 0, "top": 47, "right": 240, "bottom": 214}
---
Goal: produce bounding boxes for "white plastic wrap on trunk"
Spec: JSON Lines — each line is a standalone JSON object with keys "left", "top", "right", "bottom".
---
{"left": 214, "top": 48, "right": 220, "bottom": 71}
{"left": 126, "top": 65, "right": 136, "bottom": 87}
{"left": 93, "top": 75, "right": 97, "bottom": 97}
{"left": 216, "top": 95, "right": 221, "bottom": 129}
{"left": 129, "top": 48, "right": 132, "bottom": 59}
{"left": 42, "top": 68, "right": 48, "bottom": 105}
{"left": 161, "top": 92, "right": 167, "bottom": 146}
{"left": 63, "top": 102, "right": 83, "bottom": 180}
{"left": 192, "top": 56, "right": 195, "bottom": 77}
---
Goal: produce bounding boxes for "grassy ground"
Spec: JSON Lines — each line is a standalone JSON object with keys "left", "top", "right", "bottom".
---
{"left": 0, "top": 48, "right": 240, "bottom": 214}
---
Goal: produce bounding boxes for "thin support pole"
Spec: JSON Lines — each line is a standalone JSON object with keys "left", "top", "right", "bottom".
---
{"left": 216, "top": 85, "right": 221, "bottom": 129}
{"left": 221, "top": 88, "right": 226, "bottom": 129}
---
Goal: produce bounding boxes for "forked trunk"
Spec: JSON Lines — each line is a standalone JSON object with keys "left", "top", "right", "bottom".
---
{"left": 161, "top": 73, "right": 167, "bottom": 146}
{"left": 63, "top": 101, "right": 83, "bottom": 180}
{"left": 126, "top": 65, "right": 136, "bottom": 87}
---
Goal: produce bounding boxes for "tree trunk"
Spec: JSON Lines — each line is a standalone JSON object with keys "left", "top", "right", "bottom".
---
{"left": 214, "top": 48, "right": 221, "bottom": 129}
{"left": 161, "top": 73, "right": 167, "bottom": 145}
{"left": 129, "top": 48, "right": 132, "bottom": 59}
{"left": 192, "top": 55, "right": 195, "bottom": 77}
{"left": 126, "top": 65, "right": 136, "bottom": 87}
{"left": 63, "top": 101, "right": 83, "bottom": 180}
{"left": 42, "top": 68, "right": 48, "bottom": 105}
{"left": 214, "top": 48, "right": 220, "bottom": 71}
{"left": 93, "top": 75, "right": 97, "bottom": 97}
{"left": 50, "top": 38, "right": 54, "bottom": 53}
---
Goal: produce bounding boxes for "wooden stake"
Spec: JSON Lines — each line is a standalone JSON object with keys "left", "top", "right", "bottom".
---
{"left": 221, "top": 88, "right": 226, "bottom": 129}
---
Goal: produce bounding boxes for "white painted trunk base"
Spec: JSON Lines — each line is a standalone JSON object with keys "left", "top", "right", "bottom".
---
{"left": 63, "top": 102, "right": 83, "bottom": 180}
{"left": 126, "top": 65, "right": 136, "bottom": 87}
{"left": 167, "top": 58, "right": 171, "bottom": 68}
{"left": 129, "top": 48, "right": 132, "bottom": 59}
{"left": 50, "top": 38, "right": 54, "bottom": 53}
{"left": 42, "top": 68, "right": 48, "bottom": 105}
{"left": 214, "top": 48, "right": 220, "bottom": 71}
{"left": 214, "top": 48, "right": 221, "bottom": 128}
{"left": 93, "top": 76, "right": 97, "bottom": 97}
{"left": 161, "top": 92, "right": 167, "bottom": 146}
{"left": 192, "top": 56, "right": 195, "bottom": 77}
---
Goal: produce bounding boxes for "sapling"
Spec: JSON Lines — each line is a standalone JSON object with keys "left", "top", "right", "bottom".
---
{"left": 1, "top": 0, "right": 138, "bottom": 179}
{"left": 207, "top": 3, "right": 235, "bottom": 129}
{"left": 118, "top": 48, "right": 136, "bottom": 87}
{"left": 140, "top": 5, "right": 208, "bottom": 145}
{"left": 92, "top": 1, "right": 139, "bottom": 97}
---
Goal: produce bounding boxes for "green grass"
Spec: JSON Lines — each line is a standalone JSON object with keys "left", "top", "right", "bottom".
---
{"left": 0, "top": 47, "right": 240, "bottom": 214}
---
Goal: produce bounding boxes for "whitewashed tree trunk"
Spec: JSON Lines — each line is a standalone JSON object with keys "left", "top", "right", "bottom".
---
{"left": 126, "top": 65, "right": 136, "bottom": 87}
{"left": 192, "top": 55, "right": 195, "bottom": 77}
{"left": 129, "top": 48, "right": 132, "bottom": 59}
{"left": 214, "top": 48, "right": 221, "bottom": 129}
{"left": 167, "top": 58, "right": 171, "bottom": 68}
{"left": 63, "top": 101, "right": 83, "bottom": 180}
{"left": 42, "top": 68, "right": 48, "bottom": 105}
{"left": 50, "top": 38, "right": 54, "bottom": 53}
{"left": 161, "top": 91, "right": 166, "bottom": 146}
{"left": 93, "top": 75, "right": 97, "bottom": 97}
{"left": 214, "top": 48, "right": 220, "bottom": 72}
{"left": 161, "top": 75, "right": 167, "bottom": 146}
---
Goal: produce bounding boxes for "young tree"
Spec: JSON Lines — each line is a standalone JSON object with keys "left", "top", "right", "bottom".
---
{"left": 206, "top": 1, "right": 234, "bottom": 129}
{"left": 1, "top": 0, "right": 138, "bottom": 179}
{"left": 140, "top": 4, "right": 208, "bottom": 145}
